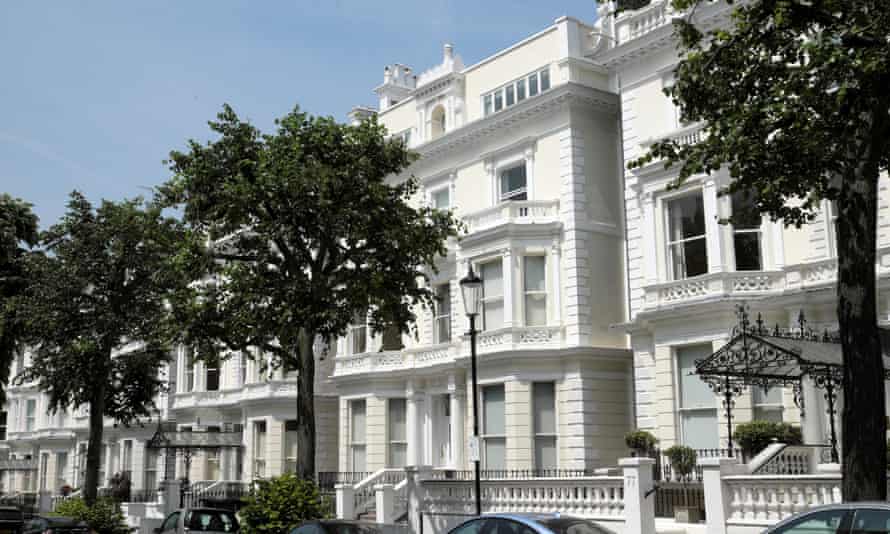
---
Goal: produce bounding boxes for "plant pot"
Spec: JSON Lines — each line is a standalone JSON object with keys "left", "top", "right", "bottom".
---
{"left": 674, "top": 505, "right": 702, "bottom": 523}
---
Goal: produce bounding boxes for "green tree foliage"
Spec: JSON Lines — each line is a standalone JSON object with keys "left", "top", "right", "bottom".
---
{"left": 733, "top": 421, "right": 803, "bottom": 458}
{"left": 238, "top": 474, "right": 327, "bottom": 534}
{"left": 159, "top": 105, "right": 460, "bottom": 478}
{"left": 17, "top": 192, "right": 186, "bottom": 504}
{"left": 0, "top": 194, "right": 38, "bottom": 403}
{"left": 54, "top": 497, "right": 131, "bottom": 534}
{"left": 664, "top": 445, "right": 697, "bottom": 482}
{"left": 620, "top": 0, "right": 890, "bottom": 500}
{"left": 624, "top": 429, "right": 659, "bottom": 454}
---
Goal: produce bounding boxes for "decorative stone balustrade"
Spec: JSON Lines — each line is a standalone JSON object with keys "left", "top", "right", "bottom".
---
{"left": 639, "top": 122, "right": 706, "bottom": 151}
{"left": 615, "top": 0, "right": 672, "bottom": 43}
{"left": 644, "top": 271, "right": 785, "bottom": 309}
{"left": 172, "top": 380, "right": 297, "bottom": 410}
{"left": 474, "top": 326, "right": 564, "bottom": 354}
{"left": 462, "top": 200, "right": 560, "bottom": 235}
{"left": 422, "top": 477, "right": 625, "bottom": 520}
{"left": 723, "top": 474, "right": 841, "bottom": 524}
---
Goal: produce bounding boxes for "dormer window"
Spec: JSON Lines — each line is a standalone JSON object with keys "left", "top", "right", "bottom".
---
{"left": 499, "top": 164, "right": 528, "bottom": 202}
{"left": 431, "top": 105, "right": 446, "bottom": 140}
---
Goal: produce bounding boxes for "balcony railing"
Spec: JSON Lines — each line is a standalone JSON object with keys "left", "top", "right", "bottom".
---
{"left": 332, "top": 326, "right": 565, "bottom": 376}
{"left": 462, "top": 200, "right": 560, "bottom": 235}
{"left": 644, "top": 270, "right": 786, "bottom": 309}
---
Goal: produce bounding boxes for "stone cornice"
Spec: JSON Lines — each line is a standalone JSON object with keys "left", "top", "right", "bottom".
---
{"left": 409, "top": 83, "right": 618, "bottom": 168}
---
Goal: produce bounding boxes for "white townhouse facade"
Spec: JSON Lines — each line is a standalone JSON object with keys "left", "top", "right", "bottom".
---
{"left": 329, "top": 16, "right": 633, "bottom": 476}
{"left": 0, "top": 344, "right": 340, "bottom": 496}
{"left": 587, "top": 0, "right": 890, "bottom": 452}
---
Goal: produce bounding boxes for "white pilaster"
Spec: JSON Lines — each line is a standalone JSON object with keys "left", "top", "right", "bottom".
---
{"left": 703, "top": 179, "right": 724, "bottom": 273}
{"left": 502, "top": 249, "right": 514, "bottom": 328}
{"left": 642, "top": 193, "right": 658, "bottom": 284}
{"left": 550, "top": 242, "right": 562, "bottom": 325}
{"left": 449, "top": 375, "right": 465, "bottom": 469}
{"left": 406, "top": 382, "right": 424, "bottom": 467}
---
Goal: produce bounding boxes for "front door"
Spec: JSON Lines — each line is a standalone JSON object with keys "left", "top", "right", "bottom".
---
{"left": 431, "top": 394, "right": 452, "bottom": 467}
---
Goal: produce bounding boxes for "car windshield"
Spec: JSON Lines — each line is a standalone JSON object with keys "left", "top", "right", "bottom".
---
{"left": 535, "top": 519, "right": 614, "bottom": 534}
{"left": 185, "top": 510, "right": 238, "bottom": 532}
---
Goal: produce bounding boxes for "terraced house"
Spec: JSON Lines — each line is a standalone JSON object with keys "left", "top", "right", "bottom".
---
{"left": 331, "top": 16, "right": 633, "bottom": 477}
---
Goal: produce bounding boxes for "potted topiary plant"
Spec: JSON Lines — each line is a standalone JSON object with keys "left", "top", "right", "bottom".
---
{"left": 664, "top": 445, "right": 700, "bottom": 523}
{"left": 625, "top": 430, "right": 658, "bottom": 457}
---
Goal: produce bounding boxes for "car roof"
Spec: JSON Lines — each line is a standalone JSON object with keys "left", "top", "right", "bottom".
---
{"left": 767, "top": 503, "right": 890, "bottom": 532}
{"left": 450, "top": 513, "right": 574, "bottom": 534}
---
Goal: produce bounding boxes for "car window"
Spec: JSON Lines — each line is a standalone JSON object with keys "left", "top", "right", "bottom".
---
{"left": 478, "top": 519, "right": 536, "bottom": 534}
{"left": 161, "top": 512, "right": 180, "bottom": 533}
{"left": 852, "top": 509, "right": 890, "bottom": 534}
{"left": 451, "top": 519, "right": 488, "bottom": 534}
{"left": 772, "top": 509, "right": 851, "bottom": 534}
{"left": 185, "top": 511, "right": 238, "bottom": 533}
{"left": 539, "top": 519, "right": 612, "bottom": 534}
{"left": 291, "top": 525, "right": 326, "bottom": 534}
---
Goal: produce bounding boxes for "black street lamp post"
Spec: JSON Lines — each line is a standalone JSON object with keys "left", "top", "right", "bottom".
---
{"left": 460, "top": 265, "right": 483, "bottom": 517}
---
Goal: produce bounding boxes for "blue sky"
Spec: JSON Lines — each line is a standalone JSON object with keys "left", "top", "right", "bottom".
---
{"left": 1, "top": 1, "right": 597, "bottom": 228}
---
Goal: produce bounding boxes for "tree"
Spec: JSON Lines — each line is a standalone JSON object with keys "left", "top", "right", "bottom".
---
{"left": 17, "top": 192, "right": 185, "bottom": 504}
{"left": 159, "top": 105, "right": 460, "bottom": 479}
{"left": 239, "top": 474, "right": 327, "bottom": 534}
{"left": 623, "top": 0, "right": 890, "bottom": 499}
{"left": 0, "top": 194, "right": 39, "bottom": 403}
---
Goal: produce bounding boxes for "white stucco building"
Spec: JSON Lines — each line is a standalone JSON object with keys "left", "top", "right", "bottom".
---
{"left": 330, "top": 16, "right": 633, "bottom": 475}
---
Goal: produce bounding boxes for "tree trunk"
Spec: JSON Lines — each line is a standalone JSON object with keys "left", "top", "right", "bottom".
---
{"left": 83, "top": 378, "right": 107, "bottom": 505}
{"left": 295, "top": 328, "right": 316, "bottom": 481}
{"left": 837, "top": 107, "right": 887, "bottom": 501}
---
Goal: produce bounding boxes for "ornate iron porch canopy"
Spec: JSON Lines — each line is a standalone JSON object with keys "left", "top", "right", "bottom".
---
{"left": 693, "top": 305, "right": 890, "bottom": 463}
{"left": 146, "top": 423, "right": 243, "bottom": 450}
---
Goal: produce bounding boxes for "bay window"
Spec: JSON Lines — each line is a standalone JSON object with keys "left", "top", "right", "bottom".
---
{"left": 387, "top": 399, "right": 407, "bottom": 467}
{"left": 667, "top": 194, "right": 708, "bottom": 279}
{"left": 533, "top": 382, "right": 557, "bottom": 471}
{"left": 677, "top": 345, "right": 718, "bottom": 449}
{"left": 481, "top": 262, "right": 504, "bottom": 331}
{"left": 499, "top": 164, "right": 527, "bottom": 202}
{"left": 350, "top": 400, "right": 367, "bottom": 472}
{"left": 523, "top": 256, "right": 547, "bottom": 326}
{"left": 732, "top": 191, "right": 763, "bottom": 271}
{"left": 434, "top": 284, "right": 451, "bottom": 344}
{"left": 481, "top": 385, "right": 506, "bottom": 470}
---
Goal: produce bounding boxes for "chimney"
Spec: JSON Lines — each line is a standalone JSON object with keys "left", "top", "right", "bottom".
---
{"left": 444, "top": 43, "right": 454, "bottom": 61}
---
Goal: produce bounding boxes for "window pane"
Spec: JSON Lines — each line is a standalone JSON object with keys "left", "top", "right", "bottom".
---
{"left": 670, "top": 238, "right": 708, "bottom": 279}
{"left": 540, "top": 69, "right": 550, "bottom": 91}
{"left": 505, "top": 85, "right": 515, "bottom": 106}
{"left": 535, "top": 436, "right": 557, "bottom": 470}
{"left": 524, "top": 256, "right": 546, "bottom": 292}
{"left": 481, "top": 262, "right": 503, "bottom": 298}
{"left": 483, "top": 385, "right": 505, "bottom": 435}
{"left": 525, "top": 294, "right": 547, "bottom": 326}
{"left": 432, "top": 188, "right": 450, "bottom": 209}
{"left": 533, "top": 382, "right": 556, "bottom": 434}
{"left": 752, "top": 386, "right": 782, "bottom": 405}
{"left": 351, "top": 401, "right": 366, "bottom": 442}
{"left": 851, "top": 509, "right": 890, "bottom": 534}
{"left": 681, "top": 411, "right": 718, "bottom": 449}
{"left": 389, "top": 444, "right": 407, "bottom": 468}
{"left": 528, "top": 73, "right": 539, "bottom": 96}
{"left": 753, "top": 407, "right": 783, "bottom": 423}
{"left": 483, "top": 95, "right": 492, "bottom": 116}
{"left": 516, "top": 79, "right": 526, "bottom": 101}
{"left": 352, "top": 446, "right": 366, "bottom": 472}
{"left": 731, "top": 190, "right": 761, "bottom": 229}
{"left": 668, "top": 195, "right": 706, "bottom": 240}
{"left": 775, "top": 509, "right": 850, "bottom": 534}
{"left": 484, "top": 438, "right": 506, "bottom": 470}
{"left": 285, "top": 420, "right": 298, "bottom": 459}
{"left": 500, "top": 165, "right": 527, "bottom": 200}
{"left": 734, "top": 233, "right": 762, "bottom": 271}
{"left": 494, "top": 91, "right": 503, "bottom": 112}
{"left": 678, "top": 345, "right": 715, "bottom": 408}
{"left": 388, "top": 399, "right": 406, "bottom": 441}
{"left": 483, "top": 300, "right": 503, "bottom": 331}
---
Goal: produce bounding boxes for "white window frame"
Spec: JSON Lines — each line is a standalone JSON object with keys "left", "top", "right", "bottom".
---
{"left": 434, "top": 283, "right": 452, "bottom": 344}
{"left": 387, "top": 398, "right": 408, "bottom": 468}
{"left": 674, "top": 344, "right": 719, "bottom": 450}
{"left": 184, "top": 352, "right": 195, "bottom": 393}
{"left": 429, "top": 185, "right": 451, "bottom": 210}
{"left": 752, "top": 386, "right": 784, "bottom": 422}
{"left": 25, "top": 399, "right": 35, "bottom": 432}
{"left": 205, "top": 356, "right": 220, "bottom": 391}
{"left": 349, "top": 400, "right": 367, "bottom": 473}
{"left": 664, "top": 191, "right": 709, "bottom": 281}
{"left": 121, "top": 440, "right": 133, "bottom": 481}
{"left": 253, "top": 420, "right": 267, "bottom": 479}
{"left": 479, "top": 260, "right": 504, "bottom": 332}
{"left": 480, "top": 384, "right": 506, "bottom": 471}
{"left": 350, "top": 315, "right": 368, "bottom": 355}
{"left": 532, "top": 381, "right": 558, "bottom": 471}
{"left": 55, "top": 451, "right": 68, "bottom": 490}
{"left": 144, "top": 448, "right": 159, "bottom": 491}
{"left": 731, "top": 192, "right": 764, "bottom": 271}
{"left": 498, "top": 163, "right": 528, "bottom": 203}
{"left": 481, "top": 67, "right": 552, "bottom": 117}
{"left": 284, "top": 420, "right": 298, "bottom": 473}
{"left": 522, "top": 255, "right": 548, "bottom": 327}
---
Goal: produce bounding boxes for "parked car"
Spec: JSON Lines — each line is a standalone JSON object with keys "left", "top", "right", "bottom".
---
{"left": 0, "top": 507, "right": 23, "bottom": 534}
{"left": 764, "top": 503, "right": 890, "bottom": 534}
{"left": 21, "top": 516, "right": 89, "bottom": 534}
{"left": 290, "top": 520, "right": 409, "bottom": 534}
{"left": 446, "top": 514, "right": 616, "bottom": 534}
{"left": 156, "top": 508, "right": 239, "bottom": 534}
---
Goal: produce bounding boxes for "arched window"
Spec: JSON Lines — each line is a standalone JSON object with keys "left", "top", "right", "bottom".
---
{"left": 430, "top": 105, "right": 446, "bottom": 140}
